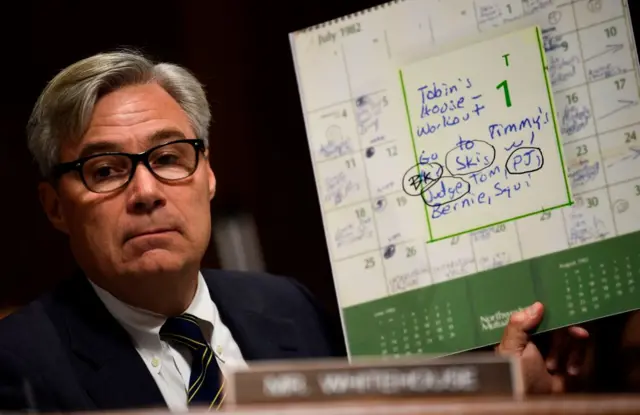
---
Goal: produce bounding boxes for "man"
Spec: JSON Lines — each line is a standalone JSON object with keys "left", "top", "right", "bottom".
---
{"left": 0, "top": 50, "right": 590, "bottom": 412}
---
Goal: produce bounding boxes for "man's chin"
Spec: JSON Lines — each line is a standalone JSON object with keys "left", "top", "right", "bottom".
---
{"left": 125, "top": 233, "right": 179, "bottom": 255}
{"left": 124, "top": 251, "right": 188, "bottom": 277}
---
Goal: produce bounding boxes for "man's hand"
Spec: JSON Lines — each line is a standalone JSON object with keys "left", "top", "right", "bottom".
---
{"left": 495, "top": 302, "right": 591, "bottom": 394}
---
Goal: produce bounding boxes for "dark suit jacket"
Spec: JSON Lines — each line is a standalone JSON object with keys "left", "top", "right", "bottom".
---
{"left": 0, "top": 269, "right": 345, "bottom": 411}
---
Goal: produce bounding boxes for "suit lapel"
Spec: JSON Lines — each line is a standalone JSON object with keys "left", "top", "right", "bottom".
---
{"left": 203, "top": 272, "right": 301, "bottom": 361}
{"left": 54, "top": 270, "right": 302, "bottom": 409}
{"left": 54, "top": 276, "right": 166, "bottom": 410}
{"left": 217, "top": 308, "right": 300, "bottom": 361}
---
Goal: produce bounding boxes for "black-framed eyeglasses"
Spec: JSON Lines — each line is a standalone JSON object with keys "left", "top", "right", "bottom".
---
{"left": 51, "top": 139, "right": 206, "bottom": 193}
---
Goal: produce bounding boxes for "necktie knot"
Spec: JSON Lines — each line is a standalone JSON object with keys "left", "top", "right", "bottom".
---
{"left": 159, "top": 313, "right": 225, "bottom": 409}
{"left": 160, "top": 313, "right": 208, "bottom": 351}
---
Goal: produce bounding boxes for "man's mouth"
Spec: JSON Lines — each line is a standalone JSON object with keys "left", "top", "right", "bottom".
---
{"left": 125, "top": 227, "right": 178, "bottom": 242}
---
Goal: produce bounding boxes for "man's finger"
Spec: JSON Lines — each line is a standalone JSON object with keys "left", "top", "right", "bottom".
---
{"left": 567, "top": 325, "right": 589, "bottom": 339}
{"left": 566, "top": 327, "right": 590, "bottom": 376}
{"left": 545, "top": 329, "right": 568, "bottom": 372}
{"left": 497, "top": 302, "right": 544, "bottom": 355}
{"left": 550, "top": 374, "right": 566, "bottom": 394}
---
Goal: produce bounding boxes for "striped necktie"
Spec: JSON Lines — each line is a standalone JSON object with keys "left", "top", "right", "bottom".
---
{"left": 160, "top": 313, "right": 225, "bottom": 410}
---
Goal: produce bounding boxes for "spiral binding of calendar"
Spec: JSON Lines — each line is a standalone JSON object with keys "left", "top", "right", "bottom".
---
{"left": 298, "top": 0, "right": 406, "bottom": 33}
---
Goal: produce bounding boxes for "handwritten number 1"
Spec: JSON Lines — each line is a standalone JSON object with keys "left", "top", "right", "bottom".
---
{"left": 497, "top": 80, "right": 512, "bottom": 108}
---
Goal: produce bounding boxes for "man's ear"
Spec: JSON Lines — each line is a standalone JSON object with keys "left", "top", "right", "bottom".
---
{"left": 204, "top": 151, "right": 216, "bottom": 201}
{"left": 38, "top": 181, "right": 69, "bottom": 234}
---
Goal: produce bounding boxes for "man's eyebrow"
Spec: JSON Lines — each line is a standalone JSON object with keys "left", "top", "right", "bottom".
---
{"left": 77, "top": 129, "right": 187, "bottom": 159}
{"left": 148, "top": 128, "right": 187, "bottom": 143}
{"left": 78, "top": 141, "right": 122, "bottom": 159}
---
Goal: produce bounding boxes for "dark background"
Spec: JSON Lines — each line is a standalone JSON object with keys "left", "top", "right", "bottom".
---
{"left": 0, "top": 0, "right": 639, "bottom": 393}
{"left": 1, "top": 0, "right": 377, "bottom": 309}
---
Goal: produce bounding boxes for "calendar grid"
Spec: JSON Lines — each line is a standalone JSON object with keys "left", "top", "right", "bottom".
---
{"left": 313, "top": 136, "right": 400, "bottom": 168}
{"left": 571, "top": 0, "right": 618, "bottom": 236}
{"left": 340, "top": 42, "right": 389, "bottom": 294}
{"left": 420, "top": 240, "right": 435, "bottom": 286}
{"left": 573, "top": 175, "right": 640, "bottom": 198}
{"left": 427, "top": 16, "right": 436, "bottom": 43}
{"left": 563, "top": 120, "right": 640, "bottom": 146}
{"left": 383, "top": 30, "right": 392, "bottom": 58}
{"left": 547, "top": 13, "right": 622, "bottom": 37}
{"left": 306, "top": 89, "right": 387, "bottom": 115}
{"left": 291, "top": 0, "right": 640, "bottom": 358}
{"left": 624, "top": 0, "right": 640, "bottom": 88}
{"left": 305, "top": 0, "right": 640, "bottom": 283}
{"left": 553, "top": 68, "right": 634, "bottom": 95}
{"left": 512, "top": 221, "right": 526, "bottom": 261}
{"left": 472, "top": 1, "right": 481, "bottom": 32}
{"left": 468, "top": 232, "right": 480, "bottom": 276}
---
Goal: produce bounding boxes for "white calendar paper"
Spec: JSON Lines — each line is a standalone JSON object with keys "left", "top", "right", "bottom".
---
{"left": 289, "top": 0, "right": 640, "bottom": 358}
{"left": 395, "top": 25, "right": 572, "bottom": 241}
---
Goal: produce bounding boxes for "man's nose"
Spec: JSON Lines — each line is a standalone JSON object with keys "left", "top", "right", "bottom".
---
{"left": 126, "top": 165, "right": 167, "bottom": 214}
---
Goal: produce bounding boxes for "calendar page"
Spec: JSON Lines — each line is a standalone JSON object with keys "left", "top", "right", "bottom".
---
{"left": 289, "top": 0, "right": 640, "bottom": 358}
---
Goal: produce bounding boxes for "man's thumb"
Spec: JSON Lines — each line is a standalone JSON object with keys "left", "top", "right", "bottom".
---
{"left": 497, "top": 302, "right": 544, "bottom": 355}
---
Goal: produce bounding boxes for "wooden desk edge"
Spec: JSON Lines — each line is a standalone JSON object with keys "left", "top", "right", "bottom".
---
{"left": 70, "top": 395, "right": 640, "bottom": 415}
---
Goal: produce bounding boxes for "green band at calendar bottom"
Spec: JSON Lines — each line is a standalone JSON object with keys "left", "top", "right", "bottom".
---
{"left": 343, "top": 230, "right": 640, "bottom": 358}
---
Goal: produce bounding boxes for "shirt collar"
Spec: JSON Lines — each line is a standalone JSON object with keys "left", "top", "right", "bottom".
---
{"left": 89, "top": 272, "right": 216, "bottom": 348}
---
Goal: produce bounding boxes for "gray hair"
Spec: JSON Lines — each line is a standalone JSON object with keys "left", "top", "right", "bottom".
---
{"left": 26, "top": 49, "right": 211, "bottom": 177}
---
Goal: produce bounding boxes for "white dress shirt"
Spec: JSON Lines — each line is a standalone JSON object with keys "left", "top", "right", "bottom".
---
{"left": 90, "top": 272, "right": 248, "bottom": 412}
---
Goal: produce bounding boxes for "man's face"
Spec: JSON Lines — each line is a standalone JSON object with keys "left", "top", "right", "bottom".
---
{"left": 39, "top": 83, "right": 216, "bottom": 290}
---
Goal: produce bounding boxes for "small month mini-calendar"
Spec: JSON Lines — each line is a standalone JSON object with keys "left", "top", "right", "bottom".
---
{"left": 289, "top": 0, "right": 640, "bottom": 358}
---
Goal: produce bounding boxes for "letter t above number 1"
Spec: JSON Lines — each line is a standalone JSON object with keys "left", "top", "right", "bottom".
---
{"left": 497, "top": 53, "right": 512, "bottom": 108}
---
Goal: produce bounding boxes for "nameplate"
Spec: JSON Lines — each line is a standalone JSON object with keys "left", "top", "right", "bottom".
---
{"left": 224, "top": 353, "right": 523, "bottom": 407}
